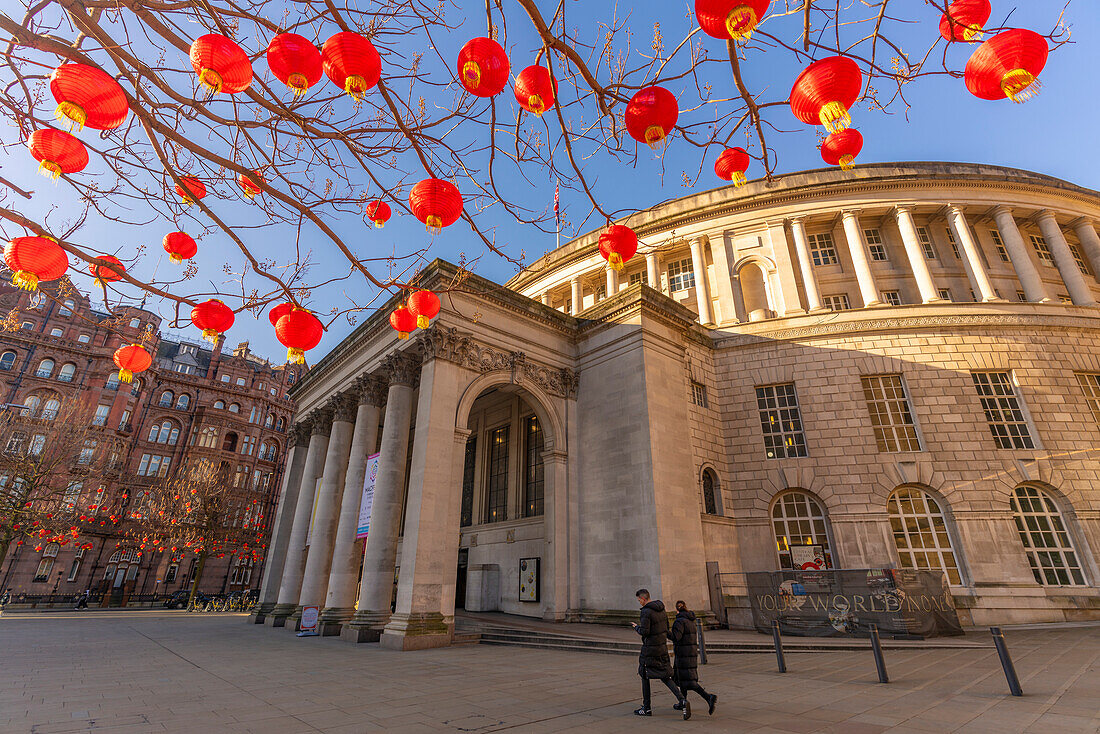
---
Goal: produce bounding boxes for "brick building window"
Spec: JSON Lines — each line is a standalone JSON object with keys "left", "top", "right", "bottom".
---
{"left": 807, "top": 233, "right": 838, "bottom": 266}
{"left": 861, "top": 375, "right": 921, "bottom": 452}
{"left": 92, "top": 405, "right": 110, "bottom": 427}
{"left": 691, "top": 381, "right": 708, "bottom": 408}
{"left": 1075, "top": 373, "right": 1100, "bottom": 425}
{"left": 67, "top": 545, "right": 87, "bottom": 582}
{"left": 971, "top": 372, "right": 1035, "bottom": 449}
{"left": 864, "top": 229, "right": 887, "bottom": 261}
{"left": 485, "top": 425, "right": 509, "bottom": 523}
{"left": 523, "top": 416, "right": 544, "bottom": 518}
{"left": 0, "top": 351, "right": 15, "bottom": 370}
{"left": 756, "top": 383, "right": 808, "bottom": 459}
{"left": 822, "top": 294, "right": 850, "bottom": 311}
{"left": 666, "top": 258, "right": 696, "bottom": 291}
{"left": 1010, "top": 486, "right": 1085, "bottom": 586}
{"left": 33, "top": 542, "right": 61, "bottom": 582}
{"left": 887, "top": 487, "right": 962, "bottom": 585}
{"left": 916, "top": 227, "right": 936, "bottom": 259}
{"left": 1029, "top": 234, "right": 1054, "bottom": 265}
{"left": 772, "top": 492, "right": 832, "bottom": 570}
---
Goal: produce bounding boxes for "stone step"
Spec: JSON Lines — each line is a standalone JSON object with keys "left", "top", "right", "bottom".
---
{"left": 452, "top": 632, "right": 481, "bottom": 646}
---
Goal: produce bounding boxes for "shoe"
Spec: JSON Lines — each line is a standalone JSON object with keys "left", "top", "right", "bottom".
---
{"left": 708, "top": 694, "right": 718, "bottom": 715}
{"left": 681, "top": 699, "right": 691, "bottom": 720}
{"left": 633, "top": 707, "right": 652, "bottom": 717}
{"left": 673, "top": 701, "right": 683, "bottom": 711}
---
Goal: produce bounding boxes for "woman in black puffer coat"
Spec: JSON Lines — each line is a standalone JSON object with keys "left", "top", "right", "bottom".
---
{"left": 669, "top": 601, "right": 718, "bottom": 715}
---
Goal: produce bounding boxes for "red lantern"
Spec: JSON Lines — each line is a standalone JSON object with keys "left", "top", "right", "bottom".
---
{"left": 389, "top": 306, "right": 417, "bottom": 340}
{"left": 965, "top": 29, "right": 1048, "bottom": 103}
{"left": 514, "top": 65, "right": 558, "bottom": 117}
{"left": 789, "top": 56, "right": 862, "bottom": 134}
{"left": 113, "top": 344, "right": 151, "bottom": 384}
{"left": 457, "top": 37, "right": 510, "bottom": 97}
{"left": 598, "top": 225, "right": 638, "bottom": 271}
{"left": 175, "top": 176, "right": 207, "bottom": 205}
{"left": 409, "top": 179, "right": 463, "bottom": 235}
{"left": 695, "top": 0, "right": 771, "bottom": 41}
{"left": 365, "top": 200, "right": 391, "bottom": 228}
{"left": 714, "top": 147, "right": 751, "bottom": 186}
{"left": 820, "top": 128, "right": 863, "bottom": 170}
{"left": 267, "top": 33, "right": 323, "bottom": 97}
{"left": 4, "top": 236, "right": 68, "bottom": 291}
{"left": 268, "top": 302, "right": 294, "bottom": 327}
{"left": 190, "top": 34, "right": 253, "bottom": 95}
{"left": 625, "top": 87, "right": 679, "bottom": 151}
{"left": 239, "top": 170, "right": 263, "bottom": 199}
{"left": 27, "top": 129, "right": 88, "bottom": 179}
{"left": 49, "top": 64, "right": 128, "bottom": 131}
{"left": 89, "top": 255, "right": 125, "bottom": 287}
{"left": 407, "top": 290, "right": 440, "bottom": 329}
{"left": 163, "top": 232, "right": 197, "bottom": 265}
{"left": 322, "top": 32, "right": 381, "bottom": 101}
{"left": 275, "top": 308, "right": 323, "bottom": 364}
{"left": 191, "top": 298, "right": 234, "bottom": 343}
{"left": 940, "top": 0, "right": 991, "bottom": 42}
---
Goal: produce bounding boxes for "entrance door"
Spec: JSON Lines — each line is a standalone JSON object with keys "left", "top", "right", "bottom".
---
{"left": 455, "top": 548, "right": 469, "bottom": 610}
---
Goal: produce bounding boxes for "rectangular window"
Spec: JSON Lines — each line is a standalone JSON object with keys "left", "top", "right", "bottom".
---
{"left": 62, "top": 480, "right": 83, "bottom": 508}
{"left": 989, "top": 229, "right": 1010, "bottom": 262}
{"left": 1059, "top": 294, "right": 1073, "bottom": 304}
{"left": 756, "top": 383, "right": 808, "bottom": 459}
{"left": 1016, "top": 290, "right": 1027, "bottom": 302}
{"left": 861, "top": 375, "right": 921, "bottom": 452}
{"left": 1030, "top": 234, "right": 1054, "bottom": 265}
{"left": 1075, "top": 373, "right": 1100, "bottom": 426}
{"left": 524, "top": 416, "right": 544, "bottom": 518}
{"left": 236, "top": 377, "right": 246, "bottom": 387}
{"left": 1069, "top": 243, "right": 1090, "bottom": 275}
{"left": 822, "top": 294, "right": 851, "bottom": 311}
{"left": 971, "top": 372, "right": 1035, "bottom": 449}
{"left": 881, "top": 290, "right": 902, "bottom": 306}
{"left": 628, "top": 272, "right": 644, "bottom": 286}
{"left": 864, "top": 229, "right": 887, "bottom": 261}
{"left": 460, "top": 436, "right": 476, "bottom": 527}
{"left": 945, "top": 229, "right": 961, "bottom": 259}
{"left": 666, "top": 258, "right": 696, "bottom": 291}
{"left": 808, "top": 233, "right": 839, "bottom": 266}
{"left": 937, "top": 288, "right": 952, "bottom": 302}
{"left": 165, "top": 564, "right": 178, "bottom": 582}
{"left": 92, "top": 405, "right": 110, "bottom": 427}
{"left": 691, "top": 381, "right": 709, "bottom": 408}
{"left": 485, "top": 426, "right": 509, "bottom": 523}
{"left": 916, "top": 227, "right": 936, "bottom": 259}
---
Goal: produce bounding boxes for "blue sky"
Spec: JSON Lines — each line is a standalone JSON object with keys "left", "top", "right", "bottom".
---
{"left": 3, "top": 2, "right": 1096, "bottom": 364}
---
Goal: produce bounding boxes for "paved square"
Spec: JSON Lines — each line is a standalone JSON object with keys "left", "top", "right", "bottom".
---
{"left": 1, "top": 611, "right": 1098, "bottom": 733}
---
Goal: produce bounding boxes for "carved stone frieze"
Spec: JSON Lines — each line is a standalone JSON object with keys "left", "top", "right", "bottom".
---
{"left": 357, "top": 374, "right": 389, "bottom": 408}
{"left": 417, "top": 325, "right": 472, "bottom": 364}
{"left": 382, "top": 351, "right": 421, "bottom": 388}
{"left": 330, "top": 392, "right": 359, "bottom": 424}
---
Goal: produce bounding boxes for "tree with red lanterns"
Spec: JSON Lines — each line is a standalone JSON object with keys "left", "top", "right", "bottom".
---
{"left": 0, "top": 2, "right": 1074, "bottom": 351}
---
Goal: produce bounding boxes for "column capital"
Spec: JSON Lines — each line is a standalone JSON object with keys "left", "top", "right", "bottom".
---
{"left": 381, "top": 350, "right": 422, "bottom": 388}
{"left": 841, "top": 209, "right": 862, "bottom": 219}
{"left": 1034, "top": 208, "right": 1059, "bottom": 223}
{"left": 892, "top": 203, "right": 916, "bottom": 216}
{"left": 453, "top": 427, "right": 474, "bottom": 443}
{"left": 415, "top": 324, "right": 471, "bottom": 367}
{"left": 570, "top": 274, "right": 582, "bottom": 284}
{"left": 356, "top": 374, "right": 389, "bottom": 407}
{"left": 786, "top": 215, "right": 805, "bottom": 226}
{"left": 688, "top": 235, "right": 708, "bottom": 248}
{"left": 946, "top": 203, "right": 967, "bottom": 215}
{"left": 290, "top": 422, "right": 311, "bottom": 448}
{"left": 991, "top": 204, "right": 1014, "bottom": 218}
{"left": 329, "top": 392, "right": 358, "bottom": 424}
{"left": 308, "top": 408, "right": 334, "bottom": 437}
{"left": 1069, "top": 216, "right": 1094, "bottom": 230}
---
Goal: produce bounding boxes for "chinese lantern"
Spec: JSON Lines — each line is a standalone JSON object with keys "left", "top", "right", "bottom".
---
{"left": 695, "top": 0, "right": 771, "bottom": 41}
{"left": 407, "top": 290, "right": 440, "bottom": 329}
{"left": 365, "top": 200, "right": 391, "bottom": 228}
{"left": 389, "top": 306, "right": 417, "bottom": 340}
{"left": 239, "top": 170, "right": 263, "bottom": 198}
{"left": 266, "top": 33, "right": 323, "bottom": 97}
{"left": 789, "top": 56, "right": 862, "bottom": 134}
{"left": 189, "top": 34, "right": 253, "bottom": 95}
{"left": 820, "top": 128, "right": 863, "bottom": 170}
{"left": 965, "top": 29, "right": 1048, "bottom": 103}
{"left": 113, "top": 344, "right": 151, "bottom": 384}
{"left": 175, "top": 176, "right": 207, "bottom": 205}
{"left": 939, "top": 0, "right": 991, "bottom": 42}
{"left": 714, "top": 147, "right": 751, "bottom": 186}
{"left": 267, "top": 302, "right": 294, "bottom": 327}
{"left": 27, "top": 129, "right": 88, "bottom": 179}
{"left": 514, "top": 65, "right": 558, "bottom": 117}
{"left": 321, "top": 32, "right": 381, "bottom": 101}
{"left": 4, "top": 236, "right": 69, "bottom": 291}
{"left": 163, "top": 232, "right": 197, "bottom": 265}
{"left": 190, "top": 298, "right": 234, "bottom": 343}
{"left": 49, "top": 64, "right": 129, "bottom": 131}
{"left": 274, "top": 308, "right": 323, "bottom": 364}
{"left": 598, "top": 224, "right": 638, "bottom": 271}
{"left": 89, "top": 255, "right": 125, "bottom": 286}
{"left": 625, "top": 87, "right": 679, "bottom": 151}
{"left": 457, "top": 37, "right": 510, "bottom": 97}
{"left": 409, "top": 179, "right": 463, "bottom": 235}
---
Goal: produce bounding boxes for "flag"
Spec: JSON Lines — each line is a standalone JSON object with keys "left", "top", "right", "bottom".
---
{"left": 553, "top": 181, "right": 559, "bottom": 228}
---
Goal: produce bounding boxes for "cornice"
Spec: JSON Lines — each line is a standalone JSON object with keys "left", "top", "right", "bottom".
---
{"left": 577, "top": 283, "right": 715, "bottom": 349}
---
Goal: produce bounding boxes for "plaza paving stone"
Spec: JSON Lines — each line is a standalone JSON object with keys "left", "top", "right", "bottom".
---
{"left": 0, "top": 611, "right": 1098, "bottom": 733}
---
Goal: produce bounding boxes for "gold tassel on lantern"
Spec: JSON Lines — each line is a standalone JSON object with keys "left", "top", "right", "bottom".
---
{"left": 817, "top": 101, "right": 851, "bottom": 134}
{"left": 118, "top": 368, "right": 133, "bottom": 384}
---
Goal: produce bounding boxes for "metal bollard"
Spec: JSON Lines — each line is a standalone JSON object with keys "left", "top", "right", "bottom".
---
{"left": 771, "top": 620, "right": 787, "bottom": 673}
{"left": 990, "top": 627, "right": 1023, "bottom": 696}
{"left": 868, "top": 624, "right": 889, "bottom": 684}
{"left": 696, "top": 618, "right": 708, "bottom": 665}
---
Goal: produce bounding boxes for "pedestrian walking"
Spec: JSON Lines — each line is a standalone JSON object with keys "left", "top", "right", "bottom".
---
{"left": 73, "top": 590, "right": 90, "bottom": 610}
{"left": 0, "top": 588, "right": 10, "bottom": 618}
{"left": 631, "top": 588, "right": 690, "bottom": 719}
{"left": 669, "top": 600, "right": 718, "bottom": 716}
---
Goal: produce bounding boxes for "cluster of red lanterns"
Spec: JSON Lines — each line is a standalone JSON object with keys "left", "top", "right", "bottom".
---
{"left": 389, "top": 289, "right": 440, "bottom": 339}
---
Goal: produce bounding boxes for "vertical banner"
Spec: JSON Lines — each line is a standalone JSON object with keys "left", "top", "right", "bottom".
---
{"left": 356, "top": 453, "right": 379, "bottom": 540}
{"left": 297, "top": 605, "right": 320, "bottom": 637}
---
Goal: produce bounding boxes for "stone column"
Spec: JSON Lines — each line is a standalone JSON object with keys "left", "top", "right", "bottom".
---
{"left": 320, "top": 376, "right": 386, "bottom": 633}
{"left": 707, "top": 234, "right": 739, "bottom": 323}
{"left": 341, "top": 352, "right": 420, "bottom": 642}
{"left": 570, "top": 276, "right": 582, "bottom": 315}
{"left": 604, "top": 265, "right": 619, "bottom": 298}
{"left": 542, "top": 448, "right": 570, "bottom": 621}
{"left": 688, "top": 236, "right": 714, "bottom": 324}
{"left": 1071, "top": 217, "right": 1100, "bottom": 281}
{"left": 645, "top": 252, "right": 660, "bottom": 290}
{"left": 893, "top": 206, "right": 941, "bottom": 304}
{"left": 295, "top": 395, "right": 357, "bottom": 623}
{"left": 270, "top": 410, "right": 331, "bottom": 625}
{"left": 540, "top": 292, "right": 551, "bottom": 306}
{"left": 993, "top": 206, "right": 1052, "bottom": 303}
{"left": 947, "top": 205, "right": 998, "bottom": 302}
{"left": 251, "top": 424, "right": 309, "bottom": 623}
{"left": 1037, "top": 210, "right": 1097, "bottom": 306}
{"left": 788, "top": 218, "right": 824, "bottom": 311}
{"left": 840, "top": 211, "right": 882, "bottom": 307}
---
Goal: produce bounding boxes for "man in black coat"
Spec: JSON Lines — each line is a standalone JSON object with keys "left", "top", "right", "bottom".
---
{"left": 630, "top": 589, "right": 690, "bottom": 719}
{"left": 669, "top": 600, "right": 718, "bottom": 715}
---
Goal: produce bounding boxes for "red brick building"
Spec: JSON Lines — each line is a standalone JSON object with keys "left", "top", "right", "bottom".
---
{"left": 0, "top": 280, "right": 301, "bottom": 604}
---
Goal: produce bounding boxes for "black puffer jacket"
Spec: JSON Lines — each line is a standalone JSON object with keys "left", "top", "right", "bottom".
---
{"left": 669, "top": 609, "right": 699, "bottom": 684}
{"left": 635, "top": 600, "right": 673, "bottom": 679}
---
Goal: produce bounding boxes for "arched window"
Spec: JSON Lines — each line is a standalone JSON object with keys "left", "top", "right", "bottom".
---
{"left": 0, "top": 351, "right": 16, "bottom": 370}
{"left": 1010, "top": 486, "right": 1085, "bottom": 586}
{"left": 36, "top": 358, "right": 55, "bottom": 378}
{"left": 57, "top": 363, "right": 76, "bottom": 382}
{"left": 22, "top": 395, "right": 41, "bottom": 415}
{"left": 58, "top": 300, "right": 74, "bottom": 316}
{"left": 129, "top": 317, "right": 140, "bottom": 328}
{"left": 276, "top": 417, "right": 285, "bottom": 431}
{"left": 106, "top": 373, "right": 120, "bottom": 390}
{"left": 228, "top": 403, "right": 240, "bottom": 414}
{"left": 77, "top": 334, "right": 90, "bottom": 344}
{"left": 148, "top": 423, "right": 161, "bottom": 442}
{"left": 42, "top": 398, "right": 61, "bottom": 420}
{"left": 50, "top": 327, "right": 64, "bottom": 337}
{"left": 159, "top": 391, "right": 174, "bottom": 408}
{"left": 214, "top": 400, "right": 225, "bottom": 410}
{"left": 701, "top": 469, "right": 719, "bottom": 515}
{"left": 222, "top": 431, "right": 238, "bottom": 452}
{"left": 33, "top": 542, "right": 61, "bottom": 581}
{"left": 259, "top": 442, "right": 269, "bottom": 461}
{"left": 265, "top": 413, "right": 274, "bottom": 428}
{"left": 887, "top": 487, "right": 962, "bottom": 585}
{"left": 771, "top": 491, "right": 834, "bottom": 570}
{"left": 165, "top": 422, "right": 179, "bottom": 445}
{"left": 103, "top": 549, "right": 140, "bottom": 587}
{"left": 198, "top": 426, "right": 219, "bottom": 449}
{"left": 176, "top": 394, "right": 190, "bottom": 409}
{"left": 131, "top": 378, "right": 142, "bottom": 393}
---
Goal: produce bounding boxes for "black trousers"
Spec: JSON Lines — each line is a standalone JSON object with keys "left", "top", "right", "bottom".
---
{"left": 678, "top": 680, "right": 711, "bottom": 701}
{"left": 640, "top": 674, "right": 682, "bottom": 708}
